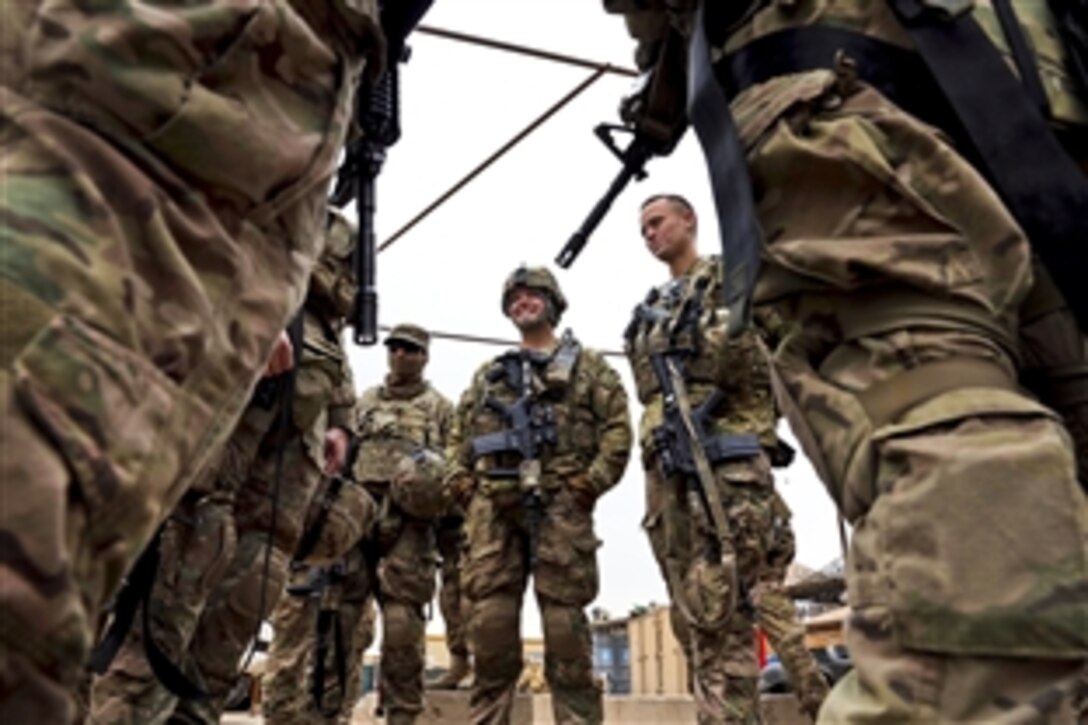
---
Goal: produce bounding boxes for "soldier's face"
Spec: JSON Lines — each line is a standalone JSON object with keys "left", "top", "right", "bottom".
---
{"left": 506, "top": 287, "right": 551, "bottom": 332}
{"left": 641, "top": 199, "right": 695, "bottom": 262}
{"left": 387, "top": 341, "right": 427, "bottom": 380}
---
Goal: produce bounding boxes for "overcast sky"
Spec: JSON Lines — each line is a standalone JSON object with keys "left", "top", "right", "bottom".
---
{"left": 344, "top": 1, "right": 845, "bottom": 639}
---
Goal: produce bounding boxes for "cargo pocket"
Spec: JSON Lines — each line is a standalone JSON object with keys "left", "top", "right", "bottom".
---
{"left": 378, "top": 549, "right": 436, "bottom": 606}
{"left": 14, "top": 316, "right": 212, "bottom": 556}
{"left": 535, "top": 507, "right": 601, "bottom": 607}
{"left": 866, "top": 387, "right": 1088, "bottom": 657}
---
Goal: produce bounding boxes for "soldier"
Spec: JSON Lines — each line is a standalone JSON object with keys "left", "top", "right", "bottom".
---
{"left": 0, "top": 2, "right": 385, "bottom": 719}
{"left": 626, "top": 194, "right": 800, "bottom": 722}
{"left": 262, "top": 323, "right": 454, "bottom": 725}
{"left": 445, "top": 266, "right": 633, "bottom": 725}
{"left": 751, "top": 492, "right": 829, "bottom": 720}
{"left": 87, "top": 211, "right": 361, "bottom": 724}
{"left": 604, "top": 2, "right": 1088, "bottom": 721}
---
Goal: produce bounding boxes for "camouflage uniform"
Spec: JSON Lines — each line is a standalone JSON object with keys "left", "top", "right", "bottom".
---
{"left": 262, "top": 340, "right": 454, "bottom": 725}
{"left": 751, "top": 493, "right": 828, "bottom": 719}
{"left": 625, "top": 255, "right": 778, "bottom": 724}
{"left": 262, "top": 548, "right": 378, "bottom": 725}
{"left": 0, "top": 2, "right": 380, "bottom": 720}
{"left": 448, "top": 319, "right": 632, "bottom": 724}
{"left": 608, "top": 2, "right": 1088, "bottom": 721}
{"left": 87, "top": 212, "right": 359, "bottom": 725}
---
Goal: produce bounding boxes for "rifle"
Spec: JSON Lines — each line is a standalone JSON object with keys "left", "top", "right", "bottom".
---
{"left": 330, "top": 0, "right": 433, "bottom": 344}
{"left": 285, "top": 562, "right": 351, "bottom": 717}
{"left": 470, "top": 353, "right": 558, "bottom": 571}
{"left": 556, "top": 24, "right": 688, "bottom": 269}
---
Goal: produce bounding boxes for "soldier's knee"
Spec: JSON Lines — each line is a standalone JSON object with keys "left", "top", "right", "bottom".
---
{"left": 381, "top": 600, "right": 423, "bottom": 649}
{"left": 469, "top": 595, "right": 521, "bottom": 676}
{"left": 540, "top": 603, "right": 589, "bottom": 660}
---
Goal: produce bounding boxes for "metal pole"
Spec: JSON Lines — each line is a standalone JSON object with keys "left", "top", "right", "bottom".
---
{"left": 380, "top": 67, "right": 610, "bottom": 251}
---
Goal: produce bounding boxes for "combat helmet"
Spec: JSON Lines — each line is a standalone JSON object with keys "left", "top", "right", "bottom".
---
{"left": 501, "top": 265, "right": 567, "bottom": 324}
{"left": 389, "top": 447, "right": 447, "bottom": 520}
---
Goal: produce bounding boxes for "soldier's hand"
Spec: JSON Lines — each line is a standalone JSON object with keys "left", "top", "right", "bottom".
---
{"left": 445, "top": 473, "right": 476, "bottom": 509}
{"left": 263, "top": 330, "right": 294, "bottom": 377}
{"left": 567, "top": 473, "right": 598, "bottom": 511}
{"left": 323, "top": 426, "right": 350, "bottom": 474}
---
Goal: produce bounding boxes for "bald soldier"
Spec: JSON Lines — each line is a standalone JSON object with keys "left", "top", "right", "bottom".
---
{"left": 446, "top": 266, "right": 632, "bottom": 724}
{"left": 626, "top": 194, "right": 826, "bottom": 722}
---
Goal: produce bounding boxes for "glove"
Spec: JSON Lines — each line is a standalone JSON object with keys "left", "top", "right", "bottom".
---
{"left": 567, "top": 473, "right": 598, "bottom": 511}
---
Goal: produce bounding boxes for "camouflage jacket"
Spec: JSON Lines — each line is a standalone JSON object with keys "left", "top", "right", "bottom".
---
{"left": 353, "top": 381, "right": 454, "bottom": 485}
{"left": 447, "top": 332, "right": 633, "bottom": 497}
{"left": 605, "top": 0, "right": 1087, "bottom": 127}
{"left": 625, "top": 255, "right": 776, "bottom": 449}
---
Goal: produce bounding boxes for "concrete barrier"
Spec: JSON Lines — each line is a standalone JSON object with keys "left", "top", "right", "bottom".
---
{"left": 224, "top": 691, "right": 812, "bottom": 724}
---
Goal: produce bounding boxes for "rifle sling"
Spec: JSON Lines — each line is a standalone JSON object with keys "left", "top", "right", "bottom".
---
{"left": 688, "top": 0, "right": 762, "bottom": 336}
{"left": 88, "top": 529, "right": 210, "bottom": 699}
{"left": 294, "top": 475, "right": 346, "bottom": 563}
{"left": 312, "top": 606, "right": 348, "bottom": 718}
{"left": 664, "top": 357, "right": 733, "bottom": 546}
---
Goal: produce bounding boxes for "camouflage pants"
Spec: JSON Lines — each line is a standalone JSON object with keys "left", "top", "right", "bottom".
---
{"left": 166, "top": 414, "right": 328, "bottom": 724}
{"left": 750, "top": 579, "right": 828, "bottom": 719}
{"left": 262, "top": 550, "right": 377, "bottom": 725}
{"left": 463, "top": 486, "right": 602, "bottom": 725}
{"left": 0, "top": 82, "right": 317, "bottom": 723}
{"left": 88, "top": 399, "right": 278, "bottom": 724}
{"left": 732, "top": 71, "right": 1088, "bottom": 720}
{"left": 643, "top": 456, "right": 772, "bottom": 725}
{"left": 436, "top": 516, "right": 468, "bottom": 659}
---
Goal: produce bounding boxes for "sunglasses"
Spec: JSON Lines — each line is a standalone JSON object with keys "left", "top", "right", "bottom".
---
{"left": 387, "top": 341, "right": 424, "bottom": 354}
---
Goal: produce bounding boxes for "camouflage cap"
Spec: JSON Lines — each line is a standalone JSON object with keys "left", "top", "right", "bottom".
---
{"left": 501, "top": 265, "right": 567, "bottom": 323}
{"left": 384, "top": 323, "right": 430, "bottom": 351}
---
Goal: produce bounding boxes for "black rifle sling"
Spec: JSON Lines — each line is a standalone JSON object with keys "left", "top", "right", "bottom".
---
{"left": 312, "top": 604, "right": 347, "bottom": 718}
{"left": 294, "top": 475, "right": 345, "bottom": 563}
{"left": 240, "top": 311, "right": 305, "bottom": 676}
{"left": 886, "top": 0, "right": 1088, "bottom": 331}
{"left": 687, "top": 0, "right": 762, "bottom": 337}
{"left": 89, "top": 529, "right": 210, "bottom": 699}
{"left": 89, "top": 530, "right": 162, "bottom": 674}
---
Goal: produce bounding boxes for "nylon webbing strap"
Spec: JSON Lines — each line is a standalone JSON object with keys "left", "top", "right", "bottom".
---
{"left": 992, "top": 0, "right": 1050, "bottom": 116}
{"left": 89, "top": 531, "right": 162, "bottom": 674}
{"left": 857, "top": 357, "right": 1017, "bottom": 427}
{"left": 887, "top": 0, "right": 1088, "bottom": 333}
{"left": 687, "top": 0, "right": 761, "bottom": 337}
{"left": 294, "top": 475, "right": 345, "bottom": 563}
{"left": 312, "top": 607, "right": 347, "bottom": 718}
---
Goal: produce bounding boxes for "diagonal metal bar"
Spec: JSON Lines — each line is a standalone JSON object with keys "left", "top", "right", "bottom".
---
{"left": 378, "top": 325, "right": 625, "bottom": 358}
{"left": 380, "top": 66, "right": 610, "bottom": 251}
{"left": 417, "top": 24, "right": 639, "bottom": 78}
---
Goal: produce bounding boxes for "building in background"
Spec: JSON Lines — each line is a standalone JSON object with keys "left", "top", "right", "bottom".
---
{"left": 590, "top": 609, "right": 631, "bottom": 694}
{"left": 627, "top": 605, "right": 689, "bottom": 696}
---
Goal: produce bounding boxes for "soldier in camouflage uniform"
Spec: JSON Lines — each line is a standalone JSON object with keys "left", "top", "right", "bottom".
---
{"left": 626, "top": 195, "right": 786, "bottom": 723}
{"left": 751, "top": 492, "right": 829, "bottom": 720}
{"left": 606, "top": 2, "right": 1088, "bottom": 720}
{"left": 445, "top": 266, "right": 632, "bottom": 725}
{"left": 0, "top": 2, "right": 382, "bottom": 719}
{"left": 87, "top": 211, "right": 361, "bottom": 724}
{"left": 263, "top": 323, "right": 454, "bottom": 725}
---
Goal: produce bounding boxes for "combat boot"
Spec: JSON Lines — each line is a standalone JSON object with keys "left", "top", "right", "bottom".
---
{"left": 426, "top": 653, "right": 470, "bottom": 690}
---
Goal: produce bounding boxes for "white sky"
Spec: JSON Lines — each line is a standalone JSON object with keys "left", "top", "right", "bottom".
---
{"left": 344, "top": 1, "right": 845, "bottom": 640}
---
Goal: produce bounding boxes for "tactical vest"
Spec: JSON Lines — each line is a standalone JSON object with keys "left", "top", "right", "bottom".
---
{"left": 354, "top": 384, "right": 448, "bottom": 483}
{"left": 625, "top": 256, "right": 777, "bottom": 443}
{"left": 469, "top": 333, "right": 606, "bottom": 484}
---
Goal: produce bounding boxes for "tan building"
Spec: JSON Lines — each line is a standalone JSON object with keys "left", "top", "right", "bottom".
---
{"left": 628, "top": 606, "right": 689, "bottom": 696}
